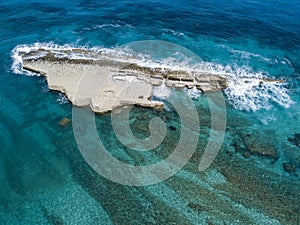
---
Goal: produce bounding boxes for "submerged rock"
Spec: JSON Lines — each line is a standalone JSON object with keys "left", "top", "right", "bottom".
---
{"left": 242, "top": 151, "right": 251, "bottom": 159}
{"left": 288, "top": 133, "right": 300, "bottom": 148}
{"left": 187, "top": 202, "right": 202, "bottom": 212}
{"left": 282, "top": 142, "right": 300, "bottom": 172}
{"left": 59, "top": 117, "right": 71, "bottom": 127}
{"left": 241, "top": 131, "right": 278, "bottom": 160}
{"left": 168, "top": 125, "right": 176, "bottom": 131}
{"left": 283, "top": 162, "right": 296, "bottom": 175}
{"left": 137, "top": 114, "right": 149, "bottom": 121}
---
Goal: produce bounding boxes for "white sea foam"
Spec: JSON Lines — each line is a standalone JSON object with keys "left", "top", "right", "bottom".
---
{"left": 41, "top": 85, "right": 50, "bottom": 93}
{"left": 94, "top": 23, "right": 134, "bottom": 29}
{"left": 185, "top": 86, "right": 202, "bottom": 100}
{"left": 230, "top": 49, "right": 272, "bottom": 62}
{"left": 56, "top": 93, "right": 69, "bottom": 104}
{"left": 162, "top": 29, "right": 185, "bottom": 37}
{"left": 152, "top": 80, "right": 172, "bottom": 100}
{"left": 223, "top": 66, "right": 293, "bottom": 111}
{"left": 11, "top": 42, "right": 293, "bottom": 112}
{"left": 219, "top": 44, "right": 273, "bottom": 63}
{"left": 11, "top": 42, "right": 83, "bottom": 75}
{"left": 95, "top": 24, "right": 122, "bottom": 29}
{"left": 187, "top": 60, "right": 293, "bottom": 111}
{"left": 79, "top": 23, "right": 134, "bottom": 33}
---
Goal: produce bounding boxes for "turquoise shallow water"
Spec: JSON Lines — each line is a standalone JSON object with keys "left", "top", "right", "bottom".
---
{"left": 1, "top": 0, "right": 300, "bottom": 224}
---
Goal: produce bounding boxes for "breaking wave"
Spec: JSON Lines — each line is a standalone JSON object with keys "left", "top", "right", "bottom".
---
{"left": 223, "top": 67, "right": 292, "bottom": 111}
{"left": 195, "top": 63, "right": 293, "bottom": 111}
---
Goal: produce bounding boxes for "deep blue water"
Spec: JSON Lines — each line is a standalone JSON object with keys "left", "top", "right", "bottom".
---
{"left": 1, "top": 0, "right": 300, "bottom": 224}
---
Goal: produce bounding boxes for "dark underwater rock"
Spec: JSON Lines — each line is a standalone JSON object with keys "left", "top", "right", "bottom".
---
{"left": 232, "top": 135, "right": 247, "bottom": 153}
{"left": 242, "top": 151, "right": 251, "bottom": 158}
{"left": 241, "top": 131, "right": 278, "bottom": 160}
{"left": 283, "top": 162, "right": 296, "bottom": 174}
{"left": 59, "top": 117, "right": 71, "bottom": 127}
{"left": 187, "top": 202, "right": 202, "bottom": 212}
{"left": 288, "top": 133, "right": 300, "bottom": 148}
{"left": 169, "top": 125, "right": 176, "bottom": 131}
{"left": 41, "top": 206, "right": 65, "bottom": 225}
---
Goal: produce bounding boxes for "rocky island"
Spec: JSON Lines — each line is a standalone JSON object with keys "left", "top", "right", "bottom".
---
{"left": 19, "top": 48, "right": 280, "bottom": 113}
{"left": 20, "top": 48, "right": 228, "bottom": 113}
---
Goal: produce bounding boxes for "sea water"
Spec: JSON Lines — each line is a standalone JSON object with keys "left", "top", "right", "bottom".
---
{"left": 0, "top": 0, "right": 300, "bottom": 224}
